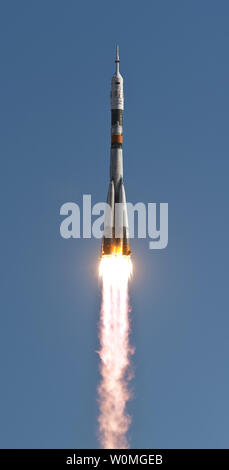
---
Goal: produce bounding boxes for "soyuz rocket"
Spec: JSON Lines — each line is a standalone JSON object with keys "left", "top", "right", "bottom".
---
{"left": 101, "top": 46, "right": 131, "bottom": 256}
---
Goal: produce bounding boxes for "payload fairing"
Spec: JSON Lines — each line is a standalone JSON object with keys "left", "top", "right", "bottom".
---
{"left": 101, "top": 46, "right": 131, "bottom": 256}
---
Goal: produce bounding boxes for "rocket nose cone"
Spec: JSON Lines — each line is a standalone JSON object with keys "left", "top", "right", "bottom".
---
{"left": 116, "top": 45, "right": 119, "bottom": 62}
{"left": 115, "top": 45, "right": 120, "bottom": 74}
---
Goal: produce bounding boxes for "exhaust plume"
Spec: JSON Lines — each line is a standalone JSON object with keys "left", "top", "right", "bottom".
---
{"left": 98, "top": 254, "right": 133, "bottom": 449}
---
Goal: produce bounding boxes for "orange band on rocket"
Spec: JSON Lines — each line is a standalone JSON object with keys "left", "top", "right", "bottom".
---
{"left": 111, "top": 134, "right": 123, "bottom": 144}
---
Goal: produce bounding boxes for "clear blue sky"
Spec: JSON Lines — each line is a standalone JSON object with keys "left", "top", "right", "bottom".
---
{"left": 0, "top": 1, "right": 229, "bottom": 449}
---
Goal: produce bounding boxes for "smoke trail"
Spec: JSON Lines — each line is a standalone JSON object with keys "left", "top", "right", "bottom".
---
{"left": 98, "top": 255, "right": 133, "bottom": 449}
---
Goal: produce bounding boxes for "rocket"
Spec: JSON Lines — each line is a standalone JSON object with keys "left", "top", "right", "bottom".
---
{"left": 101, "top": 46, "right": 131, "bottom": 256}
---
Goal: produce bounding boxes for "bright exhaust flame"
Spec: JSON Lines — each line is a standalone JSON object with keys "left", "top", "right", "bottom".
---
{"left": 98, "top": 253, "right": 133, "bottom": 449}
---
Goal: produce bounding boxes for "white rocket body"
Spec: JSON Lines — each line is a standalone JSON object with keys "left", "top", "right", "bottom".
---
{"left": 102, "top": 47, "right": 130, "bottom": 256}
